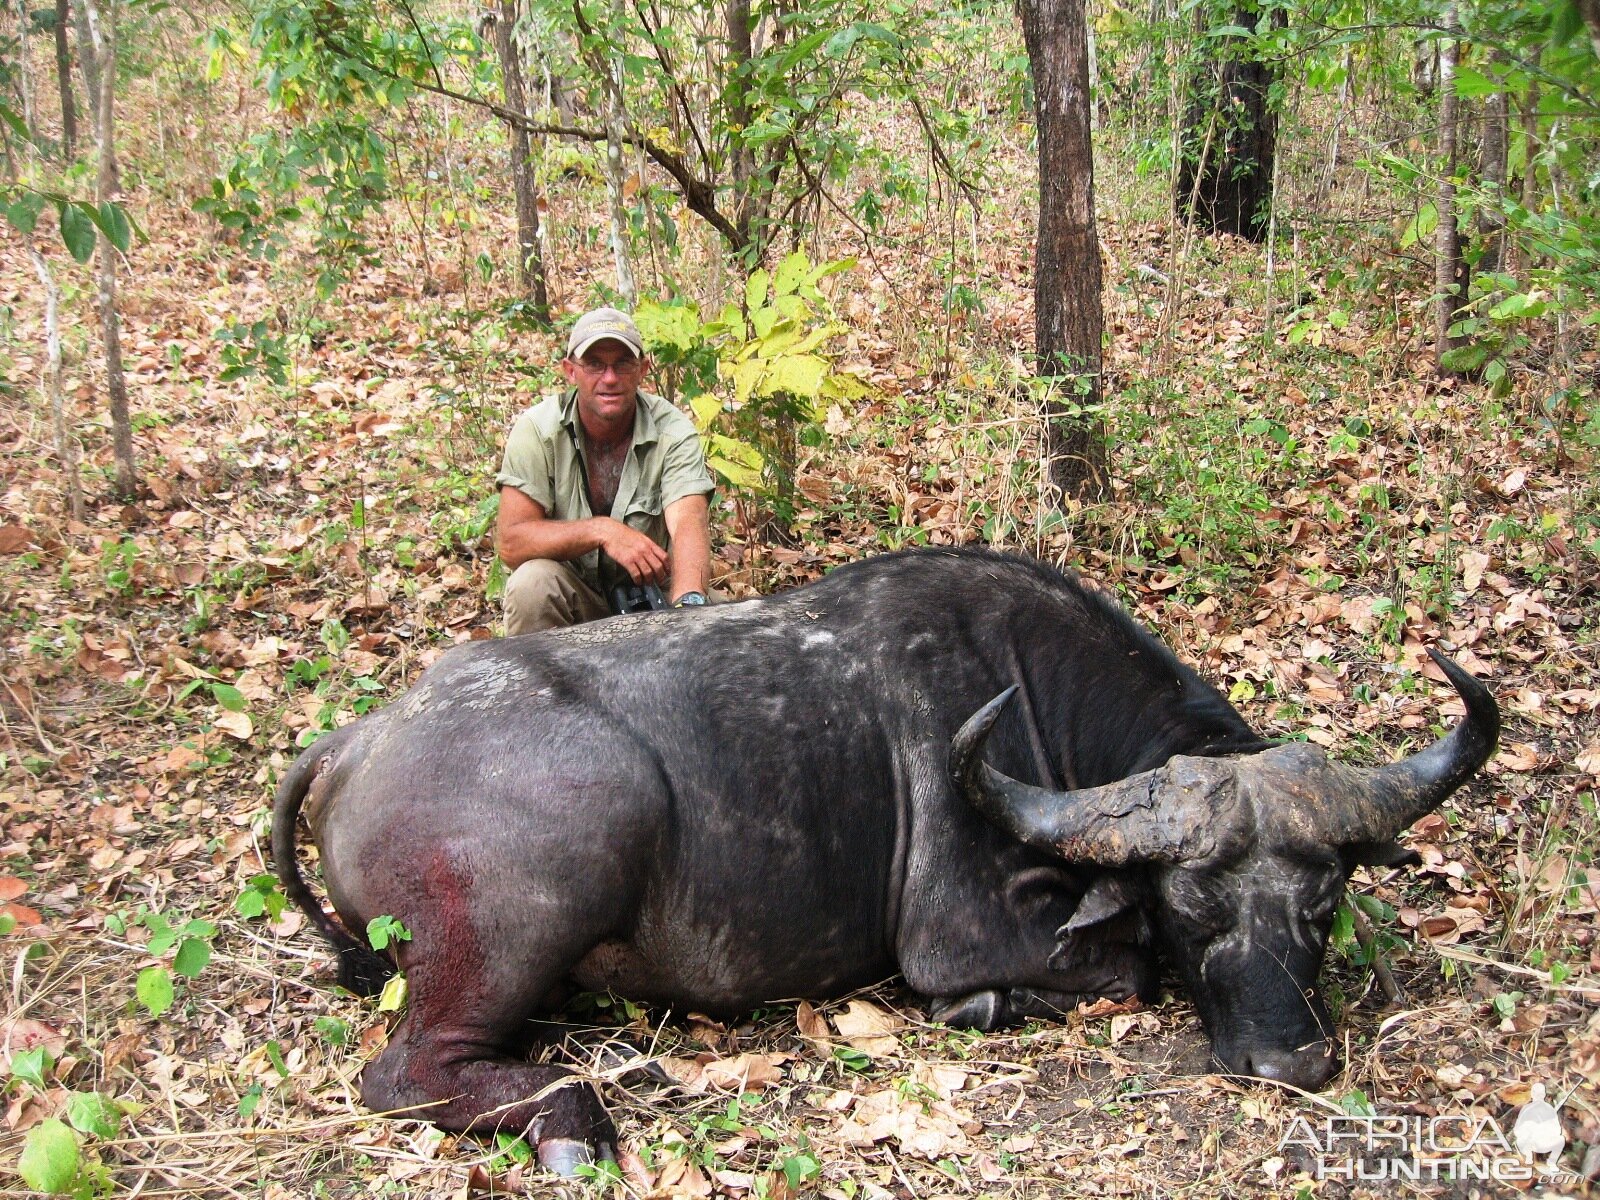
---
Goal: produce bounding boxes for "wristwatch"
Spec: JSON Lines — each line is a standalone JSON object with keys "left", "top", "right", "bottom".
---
{"left": 674, "top": 591, "right": 707, "bottom": 607}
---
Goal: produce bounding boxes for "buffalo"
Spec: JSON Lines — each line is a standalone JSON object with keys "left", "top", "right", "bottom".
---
{"left": 273, "top": 548, "right": 1498, "bottom": 1173}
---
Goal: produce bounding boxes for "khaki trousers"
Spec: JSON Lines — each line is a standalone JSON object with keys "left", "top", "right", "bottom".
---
{"left": 503, "top": 559, "right": 612, "bottom": 636}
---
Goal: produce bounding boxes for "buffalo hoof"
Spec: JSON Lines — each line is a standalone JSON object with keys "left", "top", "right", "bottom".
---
{"left": 929, "top": 990, "right": 1005, "bottom": 1030}
{"left": 594, "top": 1039, "right": 676, "bottom": 1093}
{"left": 538, "top": 1135, "right": 615, "bottom": 1177}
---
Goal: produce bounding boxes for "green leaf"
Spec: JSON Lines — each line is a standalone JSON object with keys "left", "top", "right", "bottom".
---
{"left": 0, "top": 101, "right": 33, "bottom": 146}
{"left": 729, "top": 358, "right": 766, "bottom": 406}
{"left": 66, "top": 1091, "right": 123, "bottom": 1139}
{"left": 137, "top": 965, "right": 175, "bottom": 1017}
{"left": 19, "top": 1119, "right": 80, "bottom": 1194}
{"left": 58, "top": 202, "right": 97, "bottom": 263}
{"left": 143, "top": 912, "right": 177, "bottom": 955}
{"left": 1451, "top": 66, "right": 1504, "bottom": 98}
{"left": 210, "top": 683, "right": 247, "bottom": 712}
{"left": 1329, "top": 902, "right": 1355, "bottom": 952}
{"left": 1488, "top": 291, "right": 1548, "bottom": 320}
{"left": 1338, "top": 1089, "right": 1375, "bottom": 1117}
{"left": 314, "top": 1015, "right": 351, "bottom": 1046}
{"left": 708, "top": 454, "right": 764, "bottom": 491}
{"left": 6, "top": 191, "right": 46, "bottom": 236}
{"left": 264, "top": 1039, "right": 290, "bottom": 1079}
{"left": 377, "top": 972, "right": 408, "bottom": 1012}
{"left": 238, "top": 1083, "right": 264, "bottom": 1119}
{"left": 744, "top": 268, "right": 770, "bottom": 313}
{"left": 1398, "top": 202, "right": 1437, "bottom": 249}
{"left": 831, "top": 1045, "right": 871, "bottom": 1072}
{"left": 235, "top": 875, "right": 287, "bottom": 921}
{"left": 366, "top": 914, "right": 411, "bottom": 951}
{"left": 756, "top": 354, "right": 828, "bottom": 402}
{"left": 95, "top": 201, "right": 133, "bottom": 253}
{"left": 772, "top": 251, "right": 809, "bottom": 297}
{"left": 173, "top": 936, "right": 211, "bottom": 979}
{"left": 1439, "top": 342, "right": 1491, "bottom": 372}
{"left": 688, "top": 392, "right": 723, "bottom": 431}
{"left": 10, "top": 1045, "right": 53, "bottom": 1090}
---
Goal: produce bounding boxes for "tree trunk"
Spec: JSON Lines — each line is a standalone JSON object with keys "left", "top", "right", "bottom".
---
{"left": 28, "top": 242, "right": 83, "bottom": 519}
{"left": 491, "top": 0, "right": 549, "bottom": 321}
{"left": 1575, "top": 0, "right": 1600, "bottom": 61}
{"left": 1175, "top": 4, "right": 1281, "bottom": 242}
{"left": 1019, "top": 0, "right": 1106, "bottom": 502}
{"left": 602, "top": 0, "right": 635, "bottom": 306}
{"left": 1506, "top": 80, "right": 1539, "bottom": 281}
{"left": 53, "top": 0, "right": 77, "bottom": 157}
{"left": 1434, "top": 4, "right": 1466, "bottom": 375}
{"left": 82, "top": 0, "right": 135, "bottom": 496}
{"left": 15, "top": 0, "right": 39, "bottom": 145}
{"left": 72, "top": 0, "right": 98, "bottom": 128}
{"left": 726, "top": 0, "right": 755, "bottom": 245}
{"left": 1477, "top": 53, "right": 1508, "bottom": 275}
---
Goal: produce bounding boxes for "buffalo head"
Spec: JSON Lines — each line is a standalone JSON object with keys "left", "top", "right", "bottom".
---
{"left": 950, "top": 649, "right": 1499, "bottom": 1090}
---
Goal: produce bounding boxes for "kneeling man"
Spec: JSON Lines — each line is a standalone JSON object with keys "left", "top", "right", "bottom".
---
{"left": 496, "top": 307, "right": 715, "bottom": 634}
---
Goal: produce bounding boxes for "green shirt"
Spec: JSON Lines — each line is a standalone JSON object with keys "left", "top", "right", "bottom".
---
{"left": 496, "top": 388, "right": 715, "bottom": 595}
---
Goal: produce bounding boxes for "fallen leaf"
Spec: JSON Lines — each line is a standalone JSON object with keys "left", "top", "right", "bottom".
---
{"left": 658, "top": 1052, "right": 789, "bottom": 1093}
{"left": 655, "top": 1155, "right": 713, "bottom": 1197}
{"left": 836, "top": 1086, "right": 973, "bottom": 1158}
{"left": 0, "top": 1019, "right": 67, "bottom": 1073}
{"left": 796, "top": 1000, "right": 830, "bottom": 1040}
{"left": 0, "top": 524, "right": 34, "bottom": 554}
{"left": 215, "top": 711, "right": 254, "bottom": 741}
{"left": 1, "top": 903, "right": 43, "bottom": 927}
{"left": 1501, "top": 742, "right": 1541, "bottom": 771}
{"left": 0, "top": 877, "right": 26, "bottom": 902}
{"left": 1460, "top": 550, "right": 1489, "bottom": 594}
{"left": 1574, "top": 740, "right": 1600, "bottom": 777}
{"left": 832, "top": 999, "right": 902, "bottom": 1056}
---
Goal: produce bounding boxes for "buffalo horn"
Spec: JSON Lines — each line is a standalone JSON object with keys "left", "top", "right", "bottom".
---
{"left": 1338, "top": 648, "right": 1500, "bottom": 840}
{"left": 949, "top": 688, "right": 1233, "bottom": 866}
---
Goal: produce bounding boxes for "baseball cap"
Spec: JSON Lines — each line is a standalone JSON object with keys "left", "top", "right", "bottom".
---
{"left": 567, "top": 307, "right": 644, "bottom": 359}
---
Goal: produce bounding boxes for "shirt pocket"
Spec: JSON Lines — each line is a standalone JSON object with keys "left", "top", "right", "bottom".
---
{"left": 625, "top": 488, "right": 663, "bottom": 519}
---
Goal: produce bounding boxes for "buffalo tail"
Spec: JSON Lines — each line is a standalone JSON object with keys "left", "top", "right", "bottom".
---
{"left": 271, "top": 729, "right": 395, "bottom": 996}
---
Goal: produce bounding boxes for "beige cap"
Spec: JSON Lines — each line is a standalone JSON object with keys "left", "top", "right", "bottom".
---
{"left": 567, "top": 307, "right": 644, "bottom": 359}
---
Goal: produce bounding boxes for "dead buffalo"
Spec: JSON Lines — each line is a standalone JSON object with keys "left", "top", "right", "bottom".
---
{"left": 273, "top": 547, "right": 1497, "bottom": 1172}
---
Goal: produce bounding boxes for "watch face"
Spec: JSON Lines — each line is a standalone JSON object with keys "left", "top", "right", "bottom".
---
{"left": 678, "top": 592, "right": 706, "bottom": 606}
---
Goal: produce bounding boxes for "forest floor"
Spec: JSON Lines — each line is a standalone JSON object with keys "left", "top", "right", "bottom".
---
{"left": 1, "top": 92, "right": 1599, "bottom": 1200}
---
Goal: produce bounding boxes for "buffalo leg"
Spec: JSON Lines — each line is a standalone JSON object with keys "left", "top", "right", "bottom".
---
{"left": 360, "top": 1018, "right": 615, "bottom": 1174}
{"left": 355, "top": 857, "right": 618, "bottom": 1174}
{"left": 930, "top": 973, "right": 1151, "bottom": 1030}
{"left": 930, "top": 987, "right": 1096, "bottom": 1030}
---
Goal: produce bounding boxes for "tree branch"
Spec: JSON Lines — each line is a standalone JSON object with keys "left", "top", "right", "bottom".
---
{"left": 322, "top": 30, "right": 749, "bottom": 252}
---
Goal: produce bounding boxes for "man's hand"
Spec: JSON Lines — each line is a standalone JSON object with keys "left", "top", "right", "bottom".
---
{"left": 598, "top": 519, "right": 669, "bottom": 586}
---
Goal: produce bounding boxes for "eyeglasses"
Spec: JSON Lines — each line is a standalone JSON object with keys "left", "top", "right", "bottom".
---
{"left": 573, "top": 355, "right": 642, "bottom": 376}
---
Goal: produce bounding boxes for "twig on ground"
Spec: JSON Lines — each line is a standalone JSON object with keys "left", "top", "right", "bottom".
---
{"left": 1350, "top": 903, "right": 1406, "bottom": 1005}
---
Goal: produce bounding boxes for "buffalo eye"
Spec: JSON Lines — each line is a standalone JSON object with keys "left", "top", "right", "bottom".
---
{"left": 1161, "top": 870, "right": 1234, "bottom": 938}
{"left": 1299, "top": 873, "right": 1345, "bottom": 924}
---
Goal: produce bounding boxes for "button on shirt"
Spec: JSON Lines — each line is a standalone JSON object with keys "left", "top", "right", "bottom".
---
{"left": 496, "top": 389, "right": 715, "bottom": 596}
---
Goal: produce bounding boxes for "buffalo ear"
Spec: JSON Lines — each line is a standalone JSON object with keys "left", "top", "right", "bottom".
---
{"left": 1050, "top": 875, "right": 1150, "bottom": 972}
{"left": 1343, "top": 841, "right": 1422, "bottom": 869}
{"left": 1062, "top": 875, "right": 1143, "bottom": 933}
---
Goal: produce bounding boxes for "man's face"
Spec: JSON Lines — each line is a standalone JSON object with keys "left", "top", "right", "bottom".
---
{"left": 563, "top": 340, "right": 648, "bottom": 435}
